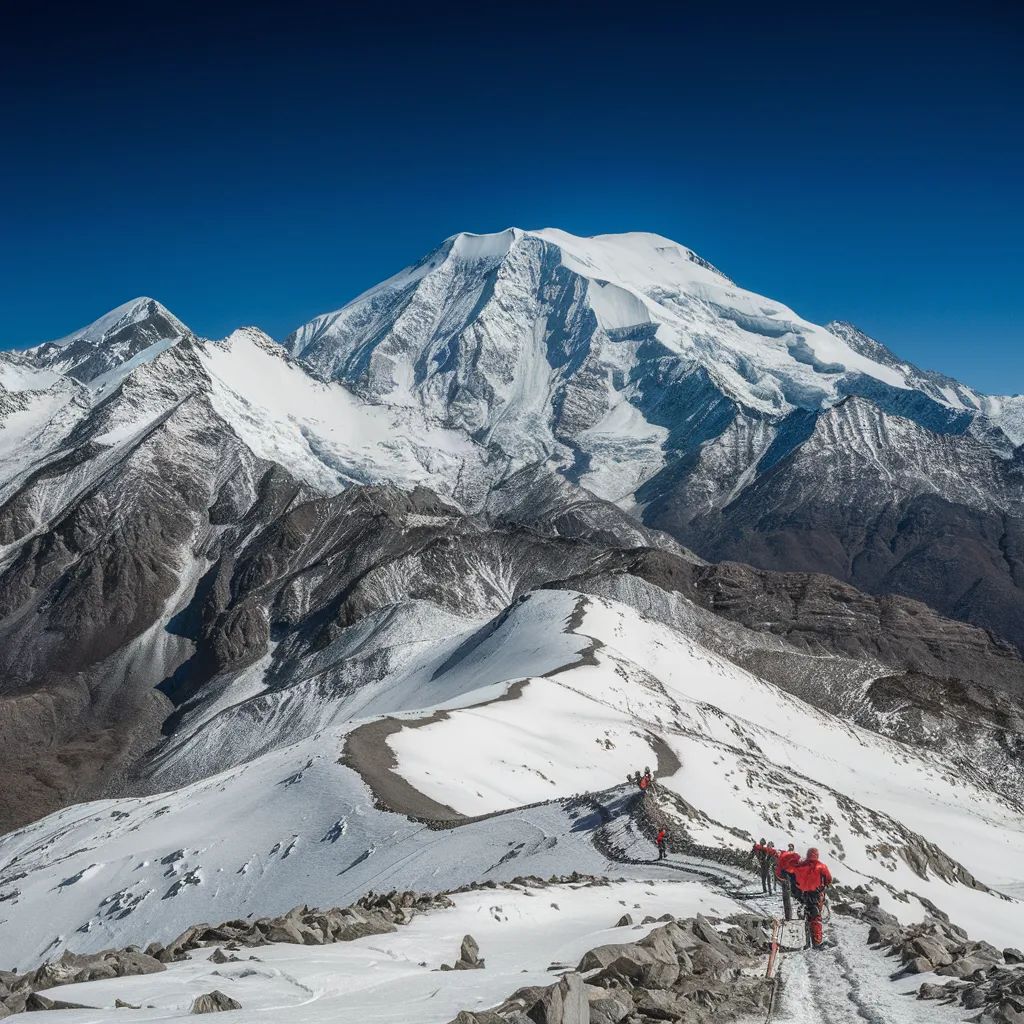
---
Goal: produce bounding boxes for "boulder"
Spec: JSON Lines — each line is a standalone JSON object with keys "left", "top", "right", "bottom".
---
{"left": 527, "top": 972, "right": 588, "bottom": 1024}
{"left": 895, "top": 956, "right": 935, "bottom": 977}
{"left": 260, "top": 918, "right": 305, "bottom": 944}
{"left": 26, "top": 992, "right": 97, "bottom": 1010}
{"left": 867, "top": 923, "right": 902, "bottom": 947}
{"left": 190, "top": 990, "right": 242, "bottom": 1014}
{"left": 633, "top": 987, "right": 690, "bottom": 1019}
{"left": 456, "top": 935, "right": 484, "bottom": 970}
{"left": 963, "top": 986, "right": 990, "bottom": 1009}
{"left": 585, "top": 985, "right": 634, "bottom": 1024}
{"left": 158, "top": 926, "right": 204, "bottom": 962}
{"left": 907, "top": 935, "right": 955, "bottom": 968}
{"left": 938, "top": 956, "right": 998, "bottom": 979}
{"left": 1005, "top": 949, "right": 1024, "bottom": 965}
{"left": 1, "top": 993, "right": 27, "bottom": 1016}
{"left": 580, "top": 941, "right": 678, "bottom": 989}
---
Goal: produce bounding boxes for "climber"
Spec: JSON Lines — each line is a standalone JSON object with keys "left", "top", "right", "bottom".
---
{"left": 775, "top": 843, "right": 800, "bottom": 921}
{"left": 643, "top": 766, "right": 654, "bottom": 789}
{"left": 764, "top": 841, "right": 777, "bottom": 894}
{"left": 656, "top": 828, "right": 668, "bottom": 861}
{"left": 791, "top": 847, "right": 833, "bottom": 949}
{"left": 750, "top": 838, "right": 773, "bottom": 894}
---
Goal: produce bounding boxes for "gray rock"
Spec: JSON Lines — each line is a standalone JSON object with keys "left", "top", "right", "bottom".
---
{"left": 938, "top": 955, "right": 997, "bottom": 979}
{"left": 458, "top": 934, "right": 484, "bottom": 969}
{"left": 579, "top": 939, "right": 679, "bottom": 989}
{"left": 260, "top": 918, "right": 305, "bottom": 945}
{"left": 868, "top": 923, "right": 902, "bottom": 946}
{"left": 190, "top": 990, "right": 242, "bottom": 1014}
{"left": 1005, "top": 949, "right": 1024, "bottom": 965}
{"left": 527, "top": 972, "right": 588, "bottom": 1024}
{"left": 585, "top": 985, "right": 634, "bottom": 1024}
{"left": 963, "top": 986, "right": 989, "bottom": 1009}
{"left": 907, "top": 935, "right": 955, "bottom": 968}
{"left": 26, "top": 992, "right": 98, "bottom": 1010}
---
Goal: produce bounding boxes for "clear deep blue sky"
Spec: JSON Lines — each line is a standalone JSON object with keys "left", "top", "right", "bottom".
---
{"left": 2, "top": 1, "right": 1021, "bottom": 393}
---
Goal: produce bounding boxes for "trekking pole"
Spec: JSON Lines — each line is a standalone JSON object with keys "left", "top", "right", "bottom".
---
{"left": 765, "top": 919, "right": 781, "bottom": 979}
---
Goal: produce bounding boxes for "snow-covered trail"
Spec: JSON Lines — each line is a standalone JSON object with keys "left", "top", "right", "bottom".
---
{"left": 769, "top": 917, "right": 969, "bottom": 1024}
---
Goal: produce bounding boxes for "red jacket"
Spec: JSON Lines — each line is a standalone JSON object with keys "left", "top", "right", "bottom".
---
{"left": 791, "top": 852, "right": 833, "bottom": 892}
{"left": 656, "top": 829, "right": 667, "bottom": 845}
{"left": 775, "top": 850, "right": 800, "bottom": 878}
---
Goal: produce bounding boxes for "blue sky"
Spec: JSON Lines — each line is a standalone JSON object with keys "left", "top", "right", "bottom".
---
{"left": 2, "top": 1, "right": 1021, "bottom": 393}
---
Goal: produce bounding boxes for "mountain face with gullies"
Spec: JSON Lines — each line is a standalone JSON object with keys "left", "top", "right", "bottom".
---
{"left": 283, "top": 228, "right": 1024, "bottom": 647}
{"left": 1, "top": 229, "right": 1023, "bottom": 998}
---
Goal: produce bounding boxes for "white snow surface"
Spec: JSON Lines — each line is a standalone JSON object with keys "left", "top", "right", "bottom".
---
{"left": 195, "top": 328, "right": 486, "bottom": 497}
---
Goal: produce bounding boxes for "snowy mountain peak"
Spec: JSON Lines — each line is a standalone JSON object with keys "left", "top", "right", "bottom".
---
{"left": 47, "top": 297, "right": 188, "bottom": 350}
{"left": 14, "top": 297, "right": 193, "bottom": 387}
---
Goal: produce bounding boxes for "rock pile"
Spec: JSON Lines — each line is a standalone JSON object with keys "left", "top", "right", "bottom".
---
{"left": 0, "top": 889, "right": 452, "bottom": 1017}
{"left": 148, "top": 888, "right": 455, "bottom": 965}
{"left": 448, "top": 912, "right": 774, "bottom": 1023}
{"left": 831, "top": 885, "right": 1024, "bottom": 1024}
{"left": 0, "top": 949, "right": 163, "bottom": 1017}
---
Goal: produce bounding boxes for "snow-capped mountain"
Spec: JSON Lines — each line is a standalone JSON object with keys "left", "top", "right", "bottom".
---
{"left": 282, "top": 229, "right": 1024, "bottom": 651}
{"left": 2, "top": 229, "right": 1023, "bottom": 1018}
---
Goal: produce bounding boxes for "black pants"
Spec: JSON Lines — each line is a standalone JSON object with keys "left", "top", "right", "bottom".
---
{"left": 797, "top": 889, "right": 825, "bottom": 945}
{"left": 760, "top": 861, "right": 775, "bottom": 893}
{"left": 657, "top": 843, "right": 667, "bottom": 860}
{"left": 780, "top": 876, "right": 793, "bottom": 920}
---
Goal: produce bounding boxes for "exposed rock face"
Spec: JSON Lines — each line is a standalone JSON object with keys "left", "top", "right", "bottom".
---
{"left": 685, "top": 399, "right": 1024, "bottom": 656}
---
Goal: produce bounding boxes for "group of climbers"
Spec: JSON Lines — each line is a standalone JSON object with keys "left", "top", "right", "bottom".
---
{"left": 751, "top": 837, "right": 834, "bottom": 950}
{"left": 627, "top": 767, "right": 670, "bottom": 861}
{"left": 629, "top": 766, "right": 655, "bottom": 793}
{"left": 625, "top": 767, "right": 833, "bottom": 949}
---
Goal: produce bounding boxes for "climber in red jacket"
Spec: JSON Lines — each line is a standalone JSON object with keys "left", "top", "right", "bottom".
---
{"left": 791, "top": 848, "right": 833, "bottom": 948}
{"left": 656, "top": 828, "right": 668, "bottom": 860}
{"left": 775, "top": 843, "right": 801, "bottom": 921}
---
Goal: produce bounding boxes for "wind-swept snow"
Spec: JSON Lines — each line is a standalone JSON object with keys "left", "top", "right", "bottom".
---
{"left": 198, "top": 328, "right": 487, "bottom": 498}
